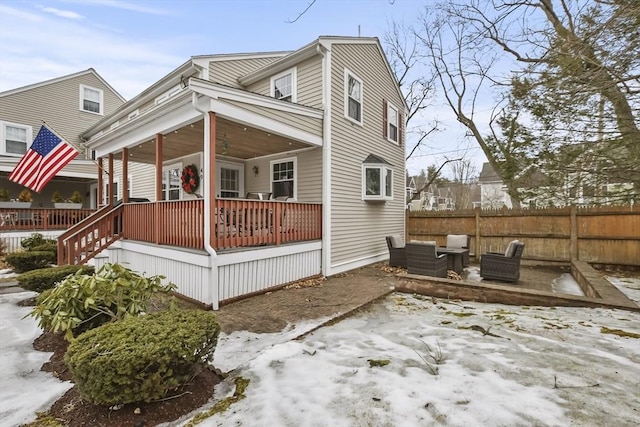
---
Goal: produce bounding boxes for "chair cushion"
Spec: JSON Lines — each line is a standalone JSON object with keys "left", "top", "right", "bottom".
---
{"left": 504, "top": 240, "right": 520, "bottom": 257}
{"left": 410, "top": 240, "right": 436, "bottom": 245}
{"left": 389, "top": 235, "right": 404, "bottom": 248}
{"left": 447, "top": 235, "right": 467, "bottom": 249}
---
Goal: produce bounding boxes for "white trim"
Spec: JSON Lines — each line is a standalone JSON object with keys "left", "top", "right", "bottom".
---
{"left": 79, "top": 84, "right": 104, "bottom": 115}
{"left": 0, "top": 120, "right": 32, "bottom": 156}
{"left": 238, "top": 42, "right": 318, "bottom": 85}
{"left": 162, "top": 162, "right": 183, "bottom": 200}
{"left": 328, "top": 252, "right": 389, "bottom": 277}
{"left": 386, "top": 102, "right": 399, "bottom": 145}
{"left": 320, "top": 45, "right": 332, "bottom": 278}
{"left": 343, "top": 68, "right": 363, "bottom": 126}
{"left": 270, "top": 67, "right": 297, "bottom": 103}
{"left": 128, "top": 109, "right": 139, "bottom": 120}
{"left": 216, "top": 160, "right": 245, "bottom": 198}
{"left": 362, "top": 164, "right": 393, "bottom": 201}
{"left": 217, "top": 241, "right": 321, "bottom": 266}
{"left": 155, "top": 85, "right": 183, "bottom": 105}
{"left": 208, "top": 97, "right": 323, "bottom": 147}
{"left": 190, "top": 78, "right": 322, "bottom": 119}
{"left": 270, "top": 156, "right": 297, "bottom": 200}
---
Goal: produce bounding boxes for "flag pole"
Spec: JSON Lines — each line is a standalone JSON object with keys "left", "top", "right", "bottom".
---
{"left": 41, "top": 120, "right": 109, "bottom": 175}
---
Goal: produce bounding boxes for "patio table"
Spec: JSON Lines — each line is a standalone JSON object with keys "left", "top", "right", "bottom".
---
{"left": 436, "top": 247, "right": 469, "bottom": 274}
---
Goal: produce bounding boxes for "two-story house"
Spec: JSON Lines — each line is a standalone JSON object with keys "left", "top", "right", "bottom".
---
{"left": 63, "top": 36, "right": 408, "bottom": 309}
{"left": 0, "top": 69, "right": 126, "bottom": 209}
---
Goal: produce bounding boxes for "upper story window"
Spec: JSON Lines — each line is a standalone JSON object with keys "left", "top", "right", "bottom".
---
{"left": 271, "top": 68, "right": 296, "bottom": 102}
{"left": 387, "top": 103, "right": 399, "bottom": 143}
{"left": 80, "top": 84, "right": 104, "bottom": 114}
{"left": 344, "top": 69, "right": 363, "bottom": 124}
{"left": 0, "top": 121, "right": 32, "bottom": 156}
{"left": 271, "top": 157, "right": 297, "bottom": 200}
{"left": 362, "top": 154, "right": 393, "bottom": 201}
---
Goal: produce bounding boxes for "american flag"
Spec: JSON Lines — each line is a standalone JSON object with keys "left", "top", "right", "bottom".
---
{"left": 8, "top": 125, "right": 79, "bottom": 193}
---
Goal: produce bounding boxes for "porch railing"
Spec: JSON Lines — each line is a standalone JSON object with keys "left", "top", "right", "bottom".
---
{"left": 57, "top": 204, "right": 123, "bottom": 265}
{"left": 0, "top": 208, "right": 96, "bottom": 232}
{"left": 120, "top": 198, "right": 321, "bottom": 250}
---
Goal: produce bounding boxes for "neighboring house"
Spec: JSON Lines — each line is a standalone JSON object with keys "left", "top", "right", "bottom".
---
{"left": 68, "top": 36, "right": 408, "bottom": 309}
{"left": 478, "top": 162, "right": 512, "bottom": 209}
{"left": 0, "top": 69, "right": 126, "bottom": 208}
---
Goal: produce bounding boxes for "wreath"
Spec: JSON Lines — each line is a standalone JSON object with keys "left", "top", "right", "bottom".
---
{"left": 181, "top": 164, "right": 200, "bottom": 194}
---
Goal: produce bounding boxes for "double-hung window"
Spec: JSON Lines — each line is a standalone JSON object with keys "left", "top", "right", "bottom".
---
{"left": 362, "top": 155, "right": 393, "bottom": 201}
{"left": 162, "top": 164, "right": 182, "bottom": 200}
{"left": 1, "top": 121, "right": 31, "bottom": 155}
{"left": 80, "top": 84, "right": 104, "bottom": 114}
{"left": 271, "top": 158, "right": 296, "bottom": 200}
{"left": 387, "top": 103, "right": 399, "bottom": 143}
{"left": 217, "top": 161, "right": 244, "bottom": 198}
{"left": 271, "top": 68, "right": 296, "bottom": 102}
{"left": 344, "top": 69, "right": 363, "bottom": 124}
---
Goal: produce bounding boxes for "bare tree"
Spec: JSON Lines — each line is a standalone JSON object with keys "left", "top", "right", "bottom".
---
{"left": 449, "top": 158, "right": 478, "bottom": 209}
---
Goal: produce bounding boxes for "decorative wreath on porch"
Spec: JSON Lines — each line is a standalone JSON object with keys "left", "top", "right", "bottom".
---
{"left": 181, "top": 164, "right": 200, "bottom": 194}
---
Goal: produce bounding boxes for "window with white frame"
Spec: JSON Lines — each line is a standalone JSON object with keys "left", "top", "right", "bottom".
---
{"left": 162, "top": 164, "right": 181, "bottom": 200}
{"left": 102, "top": 176, "right": 132, "bottom": 205}
{"left": 344, "top": 69, "right": 363, "bottom": 124}
{"left": 362, "top": 155, "right": 393, "bottom": 201}
{"left": 271, "top": 68, "right": 296, "bottom": 102}
{"left": 387, "top": 103, "right": 399, "bottom": 143}
{"left": 0, "top": 121, "right": 32, "bottom": 155}
{"left": 215, "top": 161, "right": 243, "bottom": 198}
{"left": 80, "top": 84, "right": 104, "bottom": 114}
{"left": 271, "top": 158, "right": 296, "bottom": 199}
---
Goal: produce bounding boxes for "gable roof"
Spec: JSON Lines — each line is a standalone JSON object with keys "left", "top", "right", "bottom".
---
{"left": 0, "top": 68, "right": 125, "bottom": 102}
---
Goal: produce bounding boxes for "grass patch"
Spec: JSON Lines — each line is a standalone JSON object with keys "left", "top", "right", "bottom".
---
{"left": 368, "top": 359, "right": 390, "bottom": 367}
{"left": 600, "top": 327, "right": 640, "bottom": 338}
{"left": 185, "top": 377, "right": 250, "bottom": 426}
{"left": 445, "top": 311, "right": 475, "bottom": 317}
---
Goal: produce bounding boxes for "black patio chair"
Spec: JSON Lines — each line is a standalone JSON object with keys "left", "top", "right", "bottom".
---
{"left": 385, "top": 235, "right": 406, "bottom": 268}
{"left": 406, "top": 241, "right": 448, "bottom": 278}
{"left": 480, "top": 240, "right": 525, "bottom": 283}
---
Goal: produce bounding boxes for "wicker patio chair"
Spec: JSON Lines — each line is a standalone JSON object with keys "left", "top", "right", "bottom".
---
{"left": 446, "top": 234, "right": 471, "bottom": 267}
{"left": 480, "top": 240, "right": 525, "bottom": 283}
{"left": 406, "top": 241, "right": 448, "bottom": 278}
{"left": 385, "top": 235, "right": 406, "bottom": 268}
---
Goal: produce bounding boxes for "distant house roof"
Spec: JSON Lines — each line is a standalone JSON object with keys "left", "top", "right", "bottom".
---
{"left": 478, "top": 162, "right": 502, "bottom": 183}
{"left": 0, "top": 68, "right": 125, "bottom": 102}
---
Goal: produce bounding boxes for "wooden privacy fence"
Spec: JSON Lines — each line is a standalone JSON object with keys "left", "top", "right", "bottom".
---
{"left": 407, "top": 205, "right": 640, "bottom": 267}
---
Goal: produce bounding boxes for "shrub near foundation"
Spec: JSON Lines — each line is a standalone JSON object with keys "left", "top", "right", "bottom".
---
{"left": 18, "top": 265, "right": 94, "bottom": 293}
{"left": 28, "top": 263, "right": 176, "bottom": 340}
{"left": 65, "top": 309, "right": 220, "bottom": 406}
{"left": 6, "top": 251, "right": 54, "bottom": 273}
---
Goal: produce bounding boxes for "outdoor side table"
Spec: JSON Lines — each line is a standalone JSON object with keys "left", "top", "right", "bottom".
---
{"left": 436, "top": 247, "right": 469, "bottom": 274}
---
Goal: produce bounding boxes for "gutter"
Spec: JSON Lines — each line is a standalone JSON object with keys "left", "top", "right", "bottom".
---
{"left": 192, "top": 91, "right": 219, "bottom": 309}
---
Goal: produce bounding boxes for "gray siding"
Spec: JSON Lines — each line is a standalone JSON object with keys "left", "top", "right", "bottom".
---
{"left": 329, "top": 43, "right": 406, "bottom": 267}
{"left": 107, "top": 160, "right": 156, "bottom": 201}
{"left": 0, "top": 71, "right": 124, "bottom": 151}
{"left": 209, "top": 57, "right": 281, "bottom": 88}
{"left": 244, "top": 148, "right": 322, "bottom": 203}
{"left": 245, "top": 55, "right": 323, "bottom": 109}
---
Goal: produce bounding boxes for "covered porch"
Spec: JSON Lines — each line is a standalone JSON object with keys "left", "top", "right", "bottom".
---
{"left": 59, "top": 80, "right": 325, "bottom": 307}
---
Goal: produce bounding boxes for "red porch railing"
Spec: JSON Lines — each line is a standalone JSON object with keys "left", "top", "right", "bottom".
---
{"left": 0, "top": 208, "right": 96, "bottom": 231}
{"left": 120, "top": 198, "right": 321, "bottom": 250}
{"left": 57, "top": 204, "right": 123, "bottom": 265}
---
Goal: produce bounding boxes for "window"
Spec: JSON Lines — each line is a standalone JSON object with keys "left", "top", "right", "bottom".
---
{"left": 387, "top": 103, "right": 399, "bottom": 143}
{"left": 220, "top": 167, "right": 240, "bottom": 198}
{"left": 271, "top": 68, "right": 296, "bottom": 102}
{"left": 162, "top": 164, "right": 181, "bottom": 200}
{"left": 80, "top": 84, "right": 104, "bottom": 114}
{"left": 1, "top": 121, "right": 32, "bottom": 155}
{"left": 344, "top": 69, "right": 363, "bottom": 124}
{"left": 362, "top": 155, "right": 393, "bottom": 201}
{"left": 271, "top": 158, "right": 296, "bottom": 200}
{"left": 102, "top": 177, "right": 131, "bottom": 204}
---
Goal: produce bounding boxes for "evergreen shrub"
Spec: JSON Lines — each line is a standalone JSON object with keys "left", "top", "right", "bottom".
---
{"left": 6, "top": 251, "right": 54, "bottom": 273}
{"left": 65, "top": 309, "right": 220, "bottom": 406}
{"left": 18, "top": 265, "right": 94, "bottom": 293}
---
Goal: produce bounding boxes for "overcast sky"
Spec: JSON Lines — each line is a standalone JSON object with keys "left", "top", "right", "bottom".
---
{"left": 0, "top": 0, "right": 488, "bottom": 176}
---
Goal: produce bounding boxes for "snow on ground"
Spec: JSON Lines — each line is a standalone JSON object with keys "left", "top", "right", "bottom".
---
{"left": 0, "top": 292, "right": 72, "bottom": 426}
{"left": 192, "top": 294, "right": 640, "bottom": 427}
{"left": 607, "top": 276, "right": 640, "bottom": 305}
{"left": 0, "top": 268, "right": 18, "bottom": 280}
{"left": 551, "top": 273, "right": 584, "bottom": 296}
{"left": 1, "top": 276, "right": 639, "bottom": 427}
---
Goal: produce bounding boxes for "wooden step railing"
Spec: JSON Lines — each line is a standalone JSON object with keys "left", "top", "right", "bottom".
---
{"left": 57, "top": 204, "right": 124, "bottom": 265}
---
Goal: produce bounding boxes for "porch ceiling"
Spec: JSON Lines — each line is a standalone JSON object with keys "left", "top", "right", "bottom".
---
{"left": 116, "top": 118, "right": 311, "bottom": 164}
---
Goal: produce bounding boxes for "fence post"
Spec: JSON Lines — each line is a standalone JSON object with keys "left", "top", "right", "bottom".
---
{"left": 570, "top": 205, "right": 578, "bottom": 261}
{"left": 474, "top": 207, "right": 481, "bottom": 261}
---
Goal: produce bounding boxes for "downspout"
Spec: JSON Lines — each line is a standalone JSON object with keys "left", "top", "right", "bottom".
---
{"left": 318, "top": 42, "right": 332, "bottom": 277}
{"left": 192, "top": 92, "right": 219, "bottom": 310}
